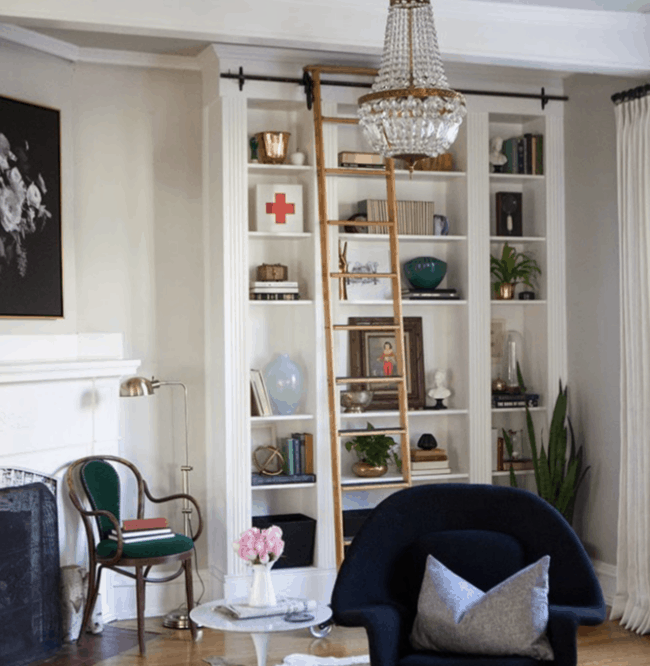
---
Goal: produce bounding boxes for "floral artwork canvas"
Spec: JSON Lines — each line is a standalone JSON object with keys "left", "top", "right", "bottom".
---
{"left": 0, "top": 95, "right": 62, "bottom": 317}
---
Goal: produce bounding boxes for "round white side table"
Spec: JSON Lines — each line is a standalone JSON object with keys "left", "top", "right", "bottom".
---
{"left": 190, "top": 599, "right": 333, "bottom": 666}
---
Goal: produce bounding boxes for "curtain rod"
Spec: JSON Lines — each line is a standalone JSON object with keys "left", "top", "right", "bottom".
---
{"left": 221, "top": 67, "right": 568, "bottom": 111}
{"left": 611, "top": 83, "right": 650, "bottom": 105}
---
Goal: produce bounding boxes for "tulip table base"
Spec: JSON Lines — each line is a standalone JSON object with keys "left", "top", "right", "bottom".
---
{"left": 190, "top": 599, "right": 332, "bottom": 666}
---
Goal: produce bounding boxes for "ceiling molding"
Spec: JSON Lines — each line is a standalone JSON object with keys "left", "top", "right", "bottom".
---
{"left": 77, "top": 47, "right": 200, "bottom": 71}
{"left": 0, "top": 22, "right": 79, "bottom": 61}
{"left": 0, "top": 0, "right": 648, "bottom": 76}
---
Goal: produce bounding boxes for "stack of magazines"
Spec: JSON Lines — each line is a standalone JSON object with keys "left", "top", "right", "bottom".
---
{"left": 216, "top": 597, "right": 317, "bottom": 620}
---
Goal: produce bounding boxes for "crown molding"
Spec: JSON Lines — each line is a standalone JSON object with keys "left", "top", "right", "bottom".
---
{"left": 0, "top": 22, "right": 79, "bottom": 61}
{"left": 0, "top": 0, "right": 648, "bottom": 76}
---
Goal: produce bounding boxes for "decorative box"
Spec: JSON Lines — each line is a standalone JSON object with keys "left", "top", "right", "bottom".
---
{"left": 414, "top": 153, "right": 454, "bottom": 172}
{"left": 257, "top": 264, "right": 288, "bottom": 281}
{"left": 252, "top": 513, "right": 316, "bottom": 569}
{"left": 255, "top": 184, "right": 303, "bottom": 233}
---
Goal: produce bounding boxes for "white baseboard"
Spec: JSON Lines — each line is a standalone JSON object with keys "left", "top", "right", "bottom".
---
{"left": 592, "top": 559, "right": 617, "bottom": 607}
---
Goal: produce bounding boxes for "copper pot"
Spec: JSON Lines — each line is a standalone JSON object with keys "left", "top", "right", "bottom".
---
{"left": 352, "top": 462, "right": 388, "bottom": 478}
{"left": 256, "top": 131, "right": 291, "bottom": 164}
{"left": 497, "top": 283, "right": 515, "bottom": 300}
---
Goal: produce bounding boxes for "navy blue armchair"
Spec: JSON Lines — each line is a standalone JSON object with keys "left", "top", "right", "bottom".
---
{"left": 332, "top": 484, "right": 606, "bottom": 666}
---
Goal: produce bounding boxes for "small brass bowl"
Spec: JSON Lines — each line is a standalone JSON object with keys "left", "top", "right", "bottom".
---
{"left": 341, "top": 390, "right": 373, "bottom": 413}
{"left": 256, "top": 131, "right": 291, "bottom": 164}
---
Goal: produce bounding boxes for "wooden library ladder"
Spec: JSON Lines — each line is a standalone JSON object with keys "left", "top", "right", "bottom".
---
{"left": 305, "top": 64, "right": 411, "bottom": 568}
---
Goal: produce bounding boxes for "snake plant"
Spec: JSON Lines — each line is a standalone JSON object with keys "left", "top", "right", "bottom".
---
{"left": 503, "top": 377, "right": 589, "bottom": 525}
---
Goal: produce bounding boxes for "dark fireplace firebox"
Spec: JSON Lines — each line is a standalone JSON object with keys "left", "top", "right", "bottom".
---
{"left": 0, "top": 482, "right": 62, "bottom": 666}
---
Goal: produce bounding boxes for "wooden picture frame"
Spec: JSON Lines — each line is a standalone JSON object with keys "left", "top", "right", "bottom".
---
{"left": 348, "top": 316, "right": 425, "bottom": 410}
{"left": 0, "top": 94, "right": 63, "bottom": 318}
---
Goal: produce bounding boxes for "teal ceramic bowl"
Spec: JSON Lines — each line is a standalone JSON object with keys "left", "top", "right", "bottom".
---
{"left": 404, "top": 256, "right": 448, "bottom": 290}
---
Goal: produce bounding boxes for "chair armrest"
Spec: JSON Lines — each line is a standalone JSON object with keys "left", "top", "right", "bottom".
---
{"left": 334, "top": 603, "right": 408, "bottom": 666}
{"left": 547, "top": 604, "right": 605, "bottom": 666}
{"left": 77, "top": 508, "right": 125, "bottom": 566}
{"left": 143, "top": 481, "right": 203, "bottom": 542}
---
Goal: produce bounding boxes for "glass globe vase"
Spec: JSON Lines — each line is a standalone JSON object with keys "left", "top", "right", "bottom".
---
{"left": 263, "top": 353, "right": 304, "bottom": 415}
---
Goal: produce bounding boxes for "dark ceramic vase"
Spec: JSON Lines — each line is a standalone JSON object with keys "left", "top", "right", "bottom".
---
{"left": 417, "top": 433, "right": 438, "bottom": 450}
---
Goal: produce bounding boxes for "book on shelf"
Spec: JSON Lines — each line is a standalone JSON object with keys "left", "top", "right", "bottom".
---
{"left": 250, "top": 369, "right": 273, "bottom": 416}
{"left": 216, "top": 597, "right": 317, "bottom": 620}
{"left": 253, "top": 281, "right": 298, "bottom": 288}
{"left": 122, "top": 517, "right": 169, "bottom": 531}
{"left": 504, "top": 459, "right": 535, "bottom": 471}
{"left": 251, "top": 473, "right": 316, "bottom": 486}
{"left": 411, "top": 468, "right": 452, "bottom": 476}
{"left": 402, "top": 288, "right": 459, "bottom": 300}
{"left": 357, "top": 199, "right": 436, "bottom": 235}
{"left": 411, "top": 460, "right": 450, "bottom": 470}
{"left": 410, "top": 448, "right": 448, "bottom": 462}
{"left": 281, "top": 433, "right": 314, "bottom": 476}
{"left": 250, "top": 293, "right": 301, "bottom": 301}
{"left": 492, "top": 392, "right": 540, "bottom": 408}
{"left": 251, "top": 287, "right": 299, "bottom": 293}
{"left": 500, "top": 134, "right": 544, "bottom": 175}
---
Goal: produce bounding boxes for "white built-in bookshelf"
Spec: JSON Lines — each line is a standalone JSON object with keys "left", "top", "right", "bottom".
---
{"left": 207, "top": 57, "right": 566, "bottom": 603}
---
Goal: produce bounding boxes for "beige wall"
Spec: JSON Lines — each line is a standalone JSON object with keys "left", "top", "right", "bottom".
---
{"left": 564, "top": 73, "right": 642, "bottom": 565}
{"left": 0, "top": 40, "right": 207, "bottom": 584}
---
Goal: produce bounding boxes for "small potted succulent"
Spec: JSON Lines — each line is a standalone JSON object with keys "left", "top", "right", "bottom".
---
{"left": 345, "top": 422, "right": 402, "bottom": 478}
{"left": 490, "top": 242, "right": 541, "bottom": 300}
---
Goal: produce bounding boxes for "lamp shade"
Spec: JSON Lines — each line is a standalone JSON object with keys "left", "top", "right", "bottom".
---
{"left": 120, "top": 376, "right": 155, "bottom": 397}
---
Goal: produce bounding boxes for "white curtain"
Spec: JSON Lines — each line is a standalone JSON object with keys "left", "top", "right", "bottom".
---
{"left": 611, "top": 94, "right": 650, "bottom": 634}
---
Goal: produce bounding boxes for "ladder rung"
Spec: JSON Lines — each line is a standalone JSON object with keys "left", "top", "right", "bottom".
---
{"left": 343, "top": 482, "right": 410, "bottom": 492}
{"left": 330, "top": 272, "right": 397, "bottom": 279}
{"left": 325, "top": 168, "right": 387, "bottom": 177}
{"left": 322, "top": 116, "right": 359, "bottom": 125}
{"left": 333, "top": 324, "right": 400, "bottom": 332}
{"left": 339, "top": 428, "right": 406, "bottom": 437}
{"left": 328, "top": 219, "right": 395, "bottom": 227}
{"left": 336, "top": 376, "right": 405, "bottom": 385}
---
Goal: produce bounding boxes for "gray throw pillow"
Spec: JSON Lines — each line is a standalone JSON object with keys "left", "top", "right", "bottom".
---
{"left": 410, "top": 553, "right": 554, "bottom": 660}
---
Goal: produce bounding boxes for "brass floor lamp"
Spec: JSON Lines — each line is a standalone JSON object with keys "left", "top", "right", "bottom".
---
{"left": 119, "top": 375, "right": 195, "bottom": 630}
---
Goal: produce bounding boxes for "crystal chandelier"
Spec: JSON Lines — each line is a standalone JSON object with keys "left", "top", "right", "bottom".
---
{"left": 358, "top": 0, "right": 466, "bottom": 170}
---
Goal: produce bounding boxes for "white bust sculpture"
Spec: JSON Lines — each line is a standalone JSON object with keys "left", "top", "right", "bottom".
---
{"left": 428, "top": 369, "right": 451, "bottom": 401}
{"left": 489, "top": 136, "right": 508, "bottom": 167}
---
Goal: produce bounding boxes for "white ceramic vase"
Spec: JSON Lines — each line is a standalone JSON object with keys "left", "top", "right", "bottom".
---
{"left": 248, "top": 561, "right": 277, "bottom": 607}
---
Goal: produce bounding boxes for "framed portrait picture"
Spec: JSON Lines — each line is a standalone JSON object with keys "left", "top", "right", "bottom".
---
{"left": 348, "top": 316, "right": 425, "bottom": 410}
{"left": 0, "top": 94, "right": 63, "bottom": 318}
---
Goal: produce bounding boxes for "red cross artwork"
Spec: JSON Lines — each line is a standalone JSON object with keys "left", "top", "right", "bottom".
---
{"left": 265, "top": 192, "right": 295, "bottom": 224}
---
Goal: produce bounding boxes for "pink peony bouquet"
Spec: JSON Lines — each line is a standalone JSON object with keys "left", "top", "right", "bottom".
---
{"left": 234, "top": 525, "right": 284, "bottom": 565}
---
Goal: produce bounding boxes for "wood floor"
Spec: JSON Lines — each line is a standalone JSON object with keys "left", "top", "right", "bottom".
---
{"left": 28, "top": 615, "right": 650, "bottom": 666}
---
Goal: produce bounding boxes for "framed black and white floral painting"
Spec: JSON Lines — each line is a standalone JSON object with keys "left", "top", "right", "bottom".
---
{"left": 0, "top": 95, "right": 62, "bottom": 318}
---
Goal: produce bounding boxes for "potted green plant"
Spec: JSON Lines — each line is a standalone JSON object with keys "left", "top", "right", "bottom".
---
{"left": 503, "top": 378, "right": 589, "bottom": 525}
{"left": 345, "top": 422, "right": 402, "bottom": 478}
{"left": 490, "top": 242, "right": 541, "bottom": 300}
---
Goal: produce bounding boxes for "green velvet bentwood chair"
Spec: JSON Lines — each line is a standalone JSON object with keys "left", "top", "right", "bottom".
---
{"left": 66, "top": 455, "right": 203, "bottom": 655}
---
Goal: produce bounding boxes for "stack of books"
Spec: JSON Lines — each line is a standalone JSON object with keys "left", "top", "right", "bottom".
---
{"left": 250, "top": 281, "right": 300, "bottom": 301}
{"left": 410, "top": 447, "right": 451, "bottom": 475}
{"left": 108, "top": 517, "right": 173, "bottom": 543}
{"left": 402, "top": 288, "right": 460, "bottom": 301}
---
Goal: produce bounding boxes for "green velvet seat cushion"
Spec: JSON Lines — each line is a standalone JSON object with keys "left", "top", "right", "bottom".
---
{"left": 97, "top": 533, "right": 194, "bottom": 559}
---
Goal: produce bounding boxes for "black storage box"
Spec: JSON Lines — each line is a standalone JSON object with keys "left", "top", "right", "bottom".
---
{"left": 252, "top": 513, "right": 316, "bottom": 569}
{"left": 343, "top": 508, "right": 373, "bottom": 538}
